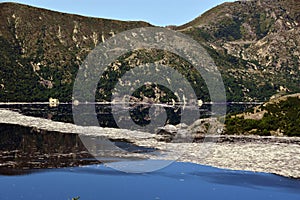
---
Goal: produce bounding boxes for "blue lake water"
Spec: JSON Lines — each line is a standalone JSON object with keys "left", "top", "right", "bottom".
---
{"left": 1, "top": 162, "right": 300, "bottom": 200}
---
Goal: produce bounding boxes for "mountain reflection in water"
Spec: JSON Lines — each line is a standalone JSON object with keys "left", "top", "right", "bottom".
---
{"left": 0, "top": 123, "right": 155, "bottom": 176}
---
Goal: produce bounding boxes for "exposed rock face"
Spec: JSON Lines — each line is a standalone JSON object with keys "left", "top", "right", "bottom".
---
{"left": 179, "top": 0, "right": 300, "bottom": 68}
{"left": 156, "top": 118, "right": 224, "bottom": 143}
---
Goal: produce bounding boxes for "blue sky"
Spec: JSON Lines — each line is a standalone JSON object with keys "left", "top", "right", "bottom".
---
{"left": 1, "top": 0, "right": 235, "bottom": 26}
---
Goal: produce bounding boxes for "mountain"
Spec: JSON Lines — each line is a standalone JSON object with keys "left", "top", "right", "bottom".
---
{"left": 0, "top": 1, "right": 299, "bottom": 103}
{"left": 0, "top": 3, "right": 152, "bottom": 101}
{"left": 178, "top": 0, "right": 300, "bottom": 101}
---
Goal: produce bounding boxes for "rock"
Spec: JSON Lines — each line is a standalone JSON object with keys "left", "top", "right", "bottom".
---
{"left": 156, "top": 124, "right": 177, "bottom": 142}
{"left": 188, "top": 118, "right": 224, "bottom": 135}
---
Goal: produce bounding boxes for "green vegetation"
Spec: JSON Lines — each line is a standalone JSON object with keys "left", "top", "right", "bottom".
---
{"left": 225, "top": 97, "right": 300, "bottom": 136}
{"left": 0, "top": 3, "right": 152, "bottom": 102}
{"left": 214, "top": 17, "right": 243, "bottom": 41}
{"left": 184, "top": 27, "right": 212, "bottom": 42}
{"left": 253, "top": 13, "right": 274, "bottom": 38}
{"left": 0, "top": 35, "right": 75, "bottom": 102}
{"left": 95, "top": 49, "right": 210, "bottom": 103}
{"left": 203, "top": 45, "right": 278, "bottom": 102}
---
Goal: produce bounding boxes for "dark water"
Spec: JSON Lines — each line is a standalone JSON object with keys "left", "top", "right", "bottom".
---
{"left": 0, "top": 123, "right": 157, "bottom": 175}
{"left": 1, "top": 162, "right": 300, "bottom": 200}
{"left": 0, "top": 103, "right": 254, "bottom": 127}
{"left": 0, "top": 123, "right": 98, "bottom": 175}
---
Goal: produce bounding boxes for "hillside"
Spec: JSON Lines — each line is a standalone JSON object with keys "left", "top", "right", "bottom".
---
{"left": 0, "top": 1, "right": 299, "bottom": 103}
{"left": 178, "top": 0, "right": 300, "bottom": 101}
{"left": 0, "top": 3, "right": 152, "bottom": 101}
{"left": 226, "top": 93, "right": 300, "bottom": 136}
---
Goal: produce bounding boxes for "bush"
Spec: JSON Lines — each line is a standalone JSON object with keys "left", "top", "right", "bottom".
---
{"left": 225, "top": 97, "right": 300, "bottom": 136}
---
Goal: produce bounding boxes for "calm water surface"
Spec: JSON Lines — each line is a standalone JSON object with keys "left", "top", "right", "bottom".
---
{"left": 1, "top": 162, "right": 300, "bottom": 200}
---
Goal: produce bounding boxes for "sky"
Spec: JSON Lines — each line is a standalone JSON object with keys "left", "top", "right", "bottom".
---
{"left": 0, "top": 0, "right": 236, "bottom": 26}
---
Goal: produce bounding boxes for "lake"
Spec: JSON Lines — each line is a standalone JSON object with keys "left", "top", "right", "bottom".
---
{"left": 0, "top": 102, "right": 255, "bottom": 125}
{"left": 1, "top": 162, "right": 300, "bottom": 200}
{"left": 0, "top": 104, "right": 299, "bottom": 200}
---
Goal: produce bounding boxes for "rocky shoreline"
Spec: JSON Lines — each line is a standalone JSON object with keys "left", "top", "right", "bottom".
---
{"left": 0, "top": 109, "right": 300, "bottom": 178}
{"left": 177, "top": 140, "right": 300, "bottom": 179}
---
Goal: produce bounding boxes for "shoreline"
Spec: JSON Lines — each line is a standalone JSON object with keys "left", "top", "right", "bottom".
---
{"left": 176, "top": 141, "right": 300, "bottom": 179}
{"left": 0, "top": 108, "right": 299, "bottom": 178}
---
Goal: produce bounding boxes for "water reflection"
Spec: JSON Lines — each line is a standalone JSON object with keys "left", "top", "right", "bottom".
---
{"left": 0, "top": 123, "right": 155, "bottom": 176}
{"left": 0, "top": 103, "right": 255, "bottom": 127}
{"left": 0, "top": 123, "right": 99, "bottom": 175}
